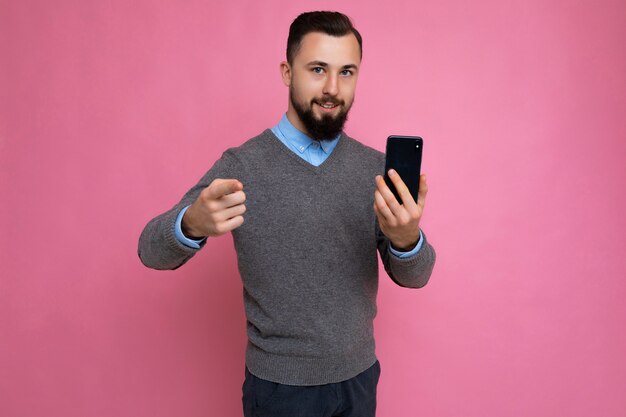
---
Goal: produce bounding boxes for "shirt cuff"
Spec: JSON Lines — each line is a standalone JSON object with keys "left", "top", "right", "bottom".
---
{"left": 388, "top": 229, "right": 424, "bottom": 258}
{"left": 174, "top": 205, "right": 206, "bottom": 249}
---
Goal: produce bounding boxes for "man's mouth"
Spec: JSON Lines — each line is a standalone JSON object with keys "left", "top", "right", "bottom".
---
{"left": 315, "top": 101, "right": 340, "bottom": 112}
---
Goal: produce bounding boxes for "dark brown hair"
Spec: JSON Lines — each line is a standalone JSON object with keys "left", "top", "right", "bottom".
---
{"left": 286, "top": 11, "right": 363, "bottom": 65}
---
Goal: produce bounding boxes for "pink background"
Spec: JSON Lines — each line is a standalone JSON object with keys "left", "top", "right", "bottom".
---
{"left": 2, "top": 0, "right": 625, "bottom": 416}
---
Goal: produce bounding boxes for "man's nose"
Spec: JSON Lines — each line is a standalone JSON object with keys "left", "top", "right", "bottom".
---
{"left": 323, "top": 74, "right": 339, "bottom": 96}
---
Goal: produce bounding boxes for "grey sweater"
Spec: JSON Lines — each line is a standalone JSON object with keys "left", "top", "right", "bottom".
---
{"left": 138, "top": 129, "right": 436, "bottom": 385}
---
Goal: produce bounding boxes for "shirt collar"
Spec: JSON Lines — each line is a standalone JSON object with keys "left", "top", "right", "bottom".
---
{"left": 276, "top": 113, "right": 341, "bottom": 154}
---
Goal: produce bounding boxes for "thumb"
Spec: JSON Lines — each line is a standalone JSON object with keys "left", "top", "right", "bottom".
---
{"left": 207, "top": 178, "right": 243, "bottom": 199}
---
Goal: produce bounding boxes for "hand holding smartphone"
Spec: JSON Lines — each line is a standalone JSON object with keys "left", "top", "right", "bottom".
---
{"left": 384, "top": 135, "right": 423, "bottom": 204}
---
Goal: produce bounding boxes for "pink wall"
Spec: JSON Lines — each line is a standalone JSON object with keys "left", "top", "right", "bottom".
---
{"left": 2, "top": 0, "right": 625, "bottom": 416}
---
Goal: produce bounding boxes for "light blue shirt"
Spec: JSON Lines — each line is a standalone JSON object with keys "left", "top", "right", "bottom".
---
{"left": 271, "top": 113, "right": 341, "bottom": 166}
{"left": 175, "top": 114, "right": 423, "bottom": 257}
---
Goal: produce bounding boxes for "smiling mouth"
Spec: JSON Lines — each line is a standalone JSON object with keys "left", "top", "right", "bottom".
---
{"left": 315, "top": 102, "right": 340, "bottom": 111}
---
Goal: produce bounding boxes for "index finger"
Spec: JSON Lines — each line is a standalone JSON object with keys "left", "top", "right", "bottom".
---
{"left": 387, "top": 169, "right": 418, "bottom": 208}
{"left": 207, "top": 179, "right": 243, "bottom": 199}
{"left": 416, "top": 174, "right": 428, "bottom": 210}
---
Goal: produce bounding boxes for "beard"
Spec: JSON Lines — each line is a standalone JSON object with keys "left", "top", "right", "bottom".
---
{"left": 290, "top": 84, "right": 353, "bottom": 141}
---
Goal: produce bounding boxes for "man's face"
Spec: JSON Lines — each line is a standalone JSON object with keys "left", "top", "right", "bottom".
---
{"left": 282, "top": 32, "right": 361, "bottom": 141}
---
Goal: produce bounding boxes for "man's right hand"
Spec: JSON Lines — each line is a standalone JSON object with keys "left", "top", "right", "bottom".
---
{"left": 182, "top": 179, "right": 246, "bottom": 239}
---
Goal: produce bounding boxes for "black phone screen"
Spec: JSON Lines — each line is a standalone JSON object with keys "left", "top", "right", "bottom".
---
{"left": 384, "top": 136, "right": 423, "bottom": 204}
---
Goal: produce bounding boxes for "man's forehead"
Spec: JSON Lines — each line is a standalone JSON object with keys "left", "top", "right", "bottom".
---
{"left": 295, "top": 32, "right": 361, "bottom": 67}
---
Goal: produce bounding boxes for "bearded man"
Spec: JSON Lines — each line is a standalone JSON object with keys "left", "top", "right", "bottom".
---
{"left": 139, "top": 10, "right": 436, "bottom": 417}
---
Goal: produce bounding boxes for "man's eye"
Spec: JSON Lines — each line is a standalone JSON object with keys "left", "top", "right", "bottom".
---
{"left": 341, "top": 70, "right": 353, "bottom": 76}
{"left": 312, "top": 67, "right": 324, "bottom": 74}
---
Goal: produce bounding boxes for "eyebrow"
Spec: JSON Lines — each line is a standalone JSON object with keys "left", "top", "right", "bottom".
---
{"left": 306, "top": 60, "right": 359, "bottom": 70}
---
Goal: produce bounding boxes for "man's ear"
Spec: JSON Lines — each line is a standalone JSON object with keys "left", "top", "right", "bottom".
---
{"left": 280, "top": 61, "right": 291, "bottom": 87}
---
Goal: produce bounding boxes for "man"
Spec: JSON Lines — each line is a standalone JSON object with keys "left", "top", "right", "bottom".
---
{"left": 139, "top": 11, "right": 436, "bottom": 417}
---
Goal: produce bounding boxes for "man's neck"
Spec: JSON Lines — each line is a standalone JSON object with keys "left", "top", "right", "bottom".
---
{"left": 285, "top": 107, "right": 311, "bottom": 138}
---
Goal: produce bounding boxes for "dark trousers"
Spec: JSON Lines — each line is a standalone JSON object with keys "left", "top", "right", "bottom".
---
{"left": 242, "top": 361, "right": 381, "bottom": 417}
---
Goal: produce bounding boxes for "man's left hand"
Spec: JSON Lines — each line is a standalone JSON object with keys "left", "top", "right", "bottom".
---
{"left": 373, "top": 169, "right": 428, "bottom": 251}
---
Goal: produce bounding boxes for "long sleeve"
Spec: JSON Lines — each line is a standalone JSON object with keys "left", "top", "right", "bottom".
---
{"left": 376, "top": 220, "right": 436, "bottom": 288}
{"left": 137, "top": 150, "right": 241, "bottom": 270}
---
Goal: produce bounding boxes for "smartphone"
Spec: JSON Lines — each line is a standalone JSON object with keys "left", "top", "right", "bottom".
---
{"left": 384, "top": 135, "right": 423, "bottom": 204}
